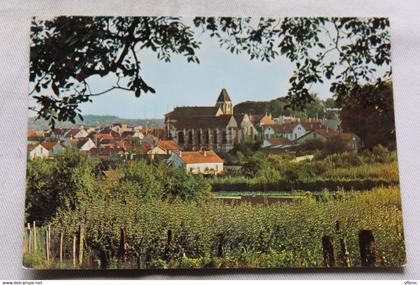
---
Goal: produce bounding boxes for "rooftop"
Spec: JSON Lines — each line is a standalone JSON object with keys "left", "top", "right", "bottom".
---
{"left": 177, "top": 150, "right": 224, "bottom": 164}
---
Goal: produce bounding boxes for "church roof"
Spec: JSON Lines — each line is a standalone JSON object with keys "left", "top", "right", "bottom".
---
{"left": 233, "top": 114, "right": 246, "bottom": 125}
{"left": 216, "top": 88, "right": 232, "bottom": 102}
{"left": 165, "top": 106, "right": 220, "bottom": 119}
{"left": 173, "top": 115, "right": 237, "bottom": 129}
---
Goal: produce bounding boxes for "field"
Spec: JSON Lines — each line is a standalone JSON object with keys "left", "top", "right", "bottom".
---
{"left": 23, "top": 146, "right": 405, "bottom": 269}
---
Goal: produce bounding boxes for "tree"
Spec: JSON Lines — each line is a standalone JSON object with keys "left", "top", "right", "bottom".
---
{"left": 321, "top": 137, "right": 351, "bottom": 157}
{"left": 340, "top": 82, "right": 396, "bottom": 149}
{"left": 30, "top": 17, "right": 391, "bottom": 126}
{"left": 30, "top": 16, "right": 200, "bottom": 127}
{"left": 193, "top": 17, "right": 391, "bottom": 108}
{"left": 26, "top": 158, "right": 55, "bottom": 223}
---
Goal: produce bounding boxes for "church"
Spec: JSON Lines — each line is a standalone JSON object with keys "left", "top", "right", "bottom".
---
{"left": 164, "top": 89, "right": 259, "bottom": 152}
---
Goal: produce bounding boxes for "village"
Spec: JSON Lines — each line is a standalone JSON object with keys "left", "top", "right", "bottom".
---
{"left": 27, "top": 88, "right": 360, "bottom": 174}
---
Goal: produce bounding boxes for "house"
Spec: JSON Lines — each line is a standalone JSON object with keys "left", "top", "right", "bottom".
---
{"left": 324, "top": 108, "right": 342, "bottom": 132}
{"left": 167, "top": 150, "right": 224, "bottom": 174}
{"left": 261, "top": 137, "right": 294, "bottom": 153}
{"left": 41, "top": 141, "right": 65, "bottom": 156}
{"left": 165, "top": 88, "right": 259, "bottom": 152}
{"left": 110, "top": 123, "right": 132, "bottom": 135}
{"left": 338, "top": 132, "right": 361, "bottom": 151}
{"left": 89, "top": 147, "right": 125, "bottom": 159}
{"left": 261, "top": 137, "right": 292, "bottom": 149}
{"left": 64, "top": 127, "right": 89, "bottom": 139}
{"left": 148, "top": 140, "right": 180, "bottom": 160}
{"left": 141, "top": 134, "right": 159, "bottom": 148}
{"left": 262, "top": 122, "right": 307, "bottom": 141}
{"left": 28, "top": 144, "right": 49, "bottom": 160}
{"left": 259, "top": 113, "right": 276, "bottom": 126}
{"left": 49, "top": 128, "right": 68, "bottom": 140}
{"left": 301, "top": 119, "right": 324, "bottom": 132}
{"left": 27, "top": 130, "right": 43, "bottom": 144}
{"left": 98, "top": 128, "right": 120, "bottom": 138}
{"left": 295, "top": 128, "right": 338, "bottom": 144}
{"left": 274, "top": 115, "right": 298, "bottom": 124}
{"left": 76, "top": 138, "right": 96, "bottom": 151}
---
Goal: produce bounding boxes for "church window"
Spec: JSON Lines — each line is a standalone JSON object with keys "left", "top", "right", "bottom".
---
{"left": 197, "top": 129, "right": 201, "bottom": 144}
{"left": 188, "top": 131, "right": 193, "bottom": 145}
{"left": 205, "top": 130, "right": 210, "bottom": 144}
{"left": 222, "top": 131, "right": 227, "bottom": 144}
{"left": 178, "top": 132, "right": 185, "bottom": 144}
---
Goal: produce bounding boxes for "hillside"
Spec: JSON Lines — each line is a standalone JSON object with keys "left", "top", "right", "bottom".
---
{"left": 233, "top": 96, "right": 327, "bottom": 119}
{"left": 28, "top": 115, "right": 164, "bottom": 131}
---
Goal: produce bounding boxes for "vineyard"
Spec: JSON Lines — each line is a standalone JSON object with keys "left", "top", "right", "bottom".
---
{"left": 23, "top": 147, "right": 405, "bottom": 269}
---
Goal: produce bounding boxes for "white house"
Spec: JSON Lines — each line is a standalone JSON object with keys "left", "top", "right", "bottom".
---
{"left": 148, "top": 140, "right": 180, "bottom": 159}
{"left": 167, "top": 150, "right": 224, "bottom": 174}
{"left": 77, "top": 138, "right": 96, "bottom": 151}
{"left": 64, "top": 128, "right": 89, "bottom": 139}
{"left": 262, "top": 122, "right": 307, "bottom": 141}
{"left": 28, "top": 144, "right": 50, "bottom": 160}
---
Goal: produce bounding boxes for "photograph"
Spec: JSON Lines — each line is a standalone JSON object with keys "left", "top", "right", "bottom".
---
{"left": 23, "top": 16, "right": 405, "bottom": 270}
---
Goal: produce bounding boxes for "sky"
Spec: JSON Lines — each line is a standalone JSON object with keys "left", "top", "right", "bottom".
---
{"left": 75, "top": 29, "right": 334, "bottom": 119}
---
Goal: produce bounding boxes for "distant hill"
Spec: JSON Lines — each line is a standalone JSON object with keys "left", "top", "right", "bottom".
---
{"left": 28, "top": 115, "right": 164, "bottom": 131}
{"left": 234, "top": 96, "right": 326, "bottom": 119}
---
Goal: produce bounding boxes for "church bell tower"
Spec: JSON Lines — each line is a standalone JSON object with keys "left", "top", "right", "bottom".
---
{"left": 215, "top": 88, "right": 233, "bottom": 115}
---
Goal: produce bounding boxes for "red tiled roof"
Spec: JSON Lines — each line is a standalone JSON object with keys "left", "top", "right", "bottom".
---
{"left": 268, "top": 137, "right": 291, "bottom": 146}
{"left": 265, "top": 122, "right": 300, "bottom": 133}
{"left": 96, "top": 133, "right": 113, "bottom": 140}
{"left": 27, "top": 130, "right": 38, "bottom": 138}
{"left": 27, "top": 144, "right": 38, "bottom": 152}
{"left": 157, "top": 140, "right": 180, "bottom": 151}
{"left": 302, "top": 121, "right": 323, "bottom": 131}
{"left": 313, "top": 128, "right": 338, "bottom": 138}
{"left": 141, "top": 142, "right": 152, "bottom": 153}
{"left": 89, "top": 147, "right": 123, "bottom": 156}
{"left": 41, "top": 141, "right": 57, "bottom": 151}
{"left": 260, "top": 115, "right": 275, "bottom": 125}
{"left": 121, "top": 131, "right": 135, "bottom": 138}
{"left": 178, "top": 150, "right": 224, "bottom": 164}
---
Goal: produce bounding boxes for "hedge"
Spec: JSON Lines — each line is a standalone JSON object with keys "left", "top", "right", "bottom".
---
{"left": 211, "top": 178, "right": 399, "bottom": 192}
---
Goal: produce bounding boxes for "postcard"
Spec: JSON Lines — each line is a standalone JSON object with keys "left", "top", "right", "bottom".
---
{"left": 24, "top": 16, "right": 405, "bottom": 269}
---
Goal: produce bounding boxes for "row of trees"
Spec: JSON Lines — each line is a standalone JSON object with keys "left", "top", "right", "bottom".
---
{"left": 214, "top": 145, "right": 398, "bottom": 186}
{"left": 26, "top": 149, "right": 211, "bottom": 224}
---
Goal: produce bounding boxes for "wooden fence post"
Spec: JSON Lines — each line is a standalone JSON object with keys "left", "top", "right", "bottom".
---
{"left": 359, "top": 230, "right": 376, "bottom": 267}
{"left": 119, "top": 227, "right": 128, "bottom": 261}
{"left": 163, "top": 228, "right": 172, "bottom": 260}
{"left": 27, "top": 223, "right": 32, "bottom": 253}
{"left": 72, "top": 234, "right": 77, "bottom": 268}
{"left": 45, "top": 226, "right": 50, "bottom": 263}
{"left": 78, "top": 225, "right": 84, "bottom": 266}
{"left": 33, "top": 221, "right": 37, "bottom": 251}
{"left": 322, "top": 235, "right": 335, "bottom": 267}
{"left": 335, "top": 221, "right": 350, "bottom": 267}
{"left": 59, "top": 231, "right": 64, "bottom": 266}
{"left": 217, "top": 235, "right": 225, "bottom": 259}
